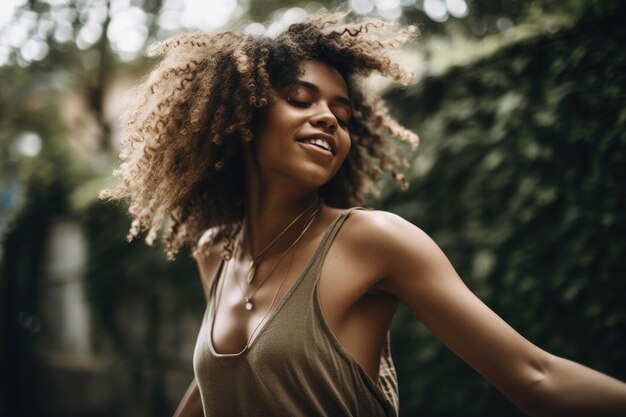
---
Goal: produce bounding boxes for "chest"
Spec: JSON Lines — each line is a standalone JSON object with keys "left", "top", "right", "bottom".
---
{"left": 205, "top": 234, "right": 396, "bottom": 378}
{"left": 210, "top": 237, "right": 370, "bottom": 344}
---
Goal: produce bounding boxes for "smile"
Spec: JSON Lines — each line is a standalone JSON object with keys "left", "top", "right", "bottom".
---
{"left": 296, "top": 132, "right": 337, "bottom": 157}
{"left": 300, "top": 137, "right": 332, "bottom": 152}
{"left": 296, "top": 139, "right": 334, "bottom": 160}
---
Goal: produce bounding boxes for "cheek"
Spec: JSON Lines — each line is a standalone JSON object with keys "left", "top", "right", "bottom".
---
{"left": 336, "top": 133, "right": 352, "bottom": 164}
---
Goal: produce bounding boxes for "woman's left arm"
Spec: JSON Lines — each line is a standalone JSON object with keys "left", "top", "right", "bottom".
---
{"left": 362, "top": 211, "right": 626, "bottom": 417}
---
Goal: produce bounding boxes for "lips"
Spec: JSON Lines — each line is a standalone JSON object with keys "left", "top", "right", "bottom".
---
{"left": 301, "top": 137, "right": 331, "bottom": 151}
{"left": 296, "top": 133, "right": 337, "bottom": 155}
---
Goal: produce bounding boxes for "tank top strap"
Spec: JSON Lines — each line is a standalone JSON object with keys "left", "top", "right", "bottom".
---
{"left": 309, "top": 207, "right": 364, "bottom": 272}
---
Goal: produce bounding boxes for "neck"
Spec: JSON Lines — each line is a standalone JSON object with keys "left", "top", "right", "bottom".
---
{"left": 243, "top": 182, "right": 320, "bottom": 258}
{"left": 241, "top": 144, "right": 324, "bottom": 257}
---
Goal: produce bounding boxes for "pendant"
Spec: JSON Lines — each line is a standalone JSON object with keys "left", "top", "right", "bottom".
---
{"left": 244, "top": 297, "right": 253, "bottom": 311}
{"left": 246, "top": 265, "right": 256, "bottom": 285}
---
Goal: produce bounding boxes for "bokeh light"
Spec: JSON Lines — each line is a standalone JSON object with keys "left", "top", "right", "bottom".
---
{"left": 20, "top": 38, "right": 50, "bottom": 62}
{"left": 107, "top": 6, "right": 148, "bottom": 59}
{"left": 14, "top": 132, "right": 43, "bottom": 157}
{"left": 446, "top": 0, "right": 468, "bottom": 18}
{"left": 267, "top": 7, "right": 308, "bottom": 37}
{"left": 0, "top": 0, "right": 27, "bottom": 30}
{"left": 350, "top": 0, "right": 375, "bottom": 15}
{"left": 424, "top": 0, "right": 449, "bottom": 22}
{"left": 180, "top": 0, "right": 238, "bottom": 29}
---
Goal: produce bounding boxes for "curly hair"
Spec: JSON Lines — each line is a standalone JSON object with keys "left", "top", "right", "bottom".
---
{"left": 100, "top": 12, "right": 420, "bottom": 260}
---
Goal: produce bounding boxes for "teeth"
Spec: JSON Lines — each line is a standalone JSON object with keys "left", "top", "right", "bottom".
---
{"left": 303, "top": 138, "right": 331, "bottom": 151}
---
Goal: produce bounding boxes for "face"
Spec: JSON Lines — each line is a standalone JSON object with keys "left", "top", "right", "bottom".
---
{"left": 249, "top": 60, "right": 352, "bottom": 189}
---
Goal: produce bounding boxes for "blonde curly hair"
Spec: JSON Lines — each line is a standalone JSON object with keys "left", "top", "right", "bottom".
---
{"left": 100, "top": 12, "right": 419, "bottom": 260}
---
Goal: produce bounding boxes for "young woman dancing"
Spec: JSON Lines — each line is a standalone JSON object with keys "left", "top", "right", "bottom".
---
{"left": 101, "top": 12, "right": 626, "bottom": 417}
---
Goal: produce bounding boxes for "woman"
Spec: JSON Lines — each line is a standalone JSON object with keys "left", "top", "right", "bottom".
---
{"left": 101, "top": 12, "right": 626, "bottom": 417}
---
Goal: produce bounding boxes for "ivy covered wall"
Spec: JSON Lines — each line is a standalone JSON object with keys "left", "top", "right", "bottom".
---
{"left": 385, "top": 4, "right": 626, "bottom": 416}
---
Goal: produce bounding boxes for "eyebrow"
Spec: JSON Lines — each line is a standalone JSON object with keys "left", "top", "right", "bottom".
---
{"left": 295, "top": 80, "right": 352, "bottom": 111}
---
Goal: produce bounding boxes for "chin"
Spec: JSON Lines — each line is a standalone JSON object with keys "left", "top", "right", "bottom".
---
{"left": 298, "top": 174, "right": 333, "bottom": 190}
{"left": 298, "top": 165, "right": 340, "bottom": 188}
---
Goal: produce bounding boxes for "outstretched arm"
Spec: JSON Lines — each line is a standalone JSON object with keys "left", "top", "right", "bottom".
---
{"left": 522, "top": 355, "right": 626, "bottom": 416}
{"left": 361, "top": 211, "right": 626, "bottom": 416}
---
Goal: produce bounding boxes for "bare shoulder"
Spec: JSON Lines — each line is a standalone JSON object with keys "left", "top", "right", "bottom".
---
{"left": 344, "top": 208, "right": 412, "bottom": 229}
{"left": 338, "top": 209, "right": 449, "bottom": 283}
{"left": 341, "top": 209, "right": 432, "bottom": 252}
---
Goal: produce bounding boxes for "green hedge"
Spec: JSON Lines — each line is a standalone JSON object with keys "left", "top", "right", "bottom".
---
{"left": 384, "top": 4, "right": 626, "bottom": 416}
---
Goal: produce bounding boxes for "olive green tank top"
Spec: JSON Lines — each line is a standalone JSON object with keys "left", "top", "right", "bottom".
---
{"left": 193, "top": 209, "right": 399, "bottom": 416}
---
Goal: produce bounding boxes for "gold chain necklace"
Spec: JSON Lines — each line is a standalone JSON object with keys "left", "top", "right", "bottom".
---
{"left": 233, "top": 202, "right": 320, "bottom": 311}
{"left": 242, "top": 198, "right": 319, "bottom": 285}
{"left": 212, "top": 231, "right": 300, "bottom": 350}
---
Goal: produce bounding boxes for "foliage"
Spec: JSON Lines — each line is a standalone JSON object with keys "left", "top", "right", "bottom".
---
{"left": 79, "top": 201, "right": 202, "bottom": 353}
{"left": 1, "top": 114, "right": 85, "bottom": 417}
{"left": 383, "top": 3, "right": 626, "bottom": 416}
{"left": 2, "top": 1, "right": 624, "bottom": 416}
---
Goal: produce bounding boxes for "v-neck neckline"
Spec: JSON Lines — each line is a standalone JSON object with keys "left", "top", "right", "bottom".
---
{"left": 207, "top": 210, "right": 346, "bottom": 358}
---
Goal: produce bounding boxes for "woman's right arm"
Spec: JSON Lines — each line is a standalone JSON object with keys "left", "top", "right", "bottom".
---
{"left": 173, "top": 380, "right": 203, "bottom": 417}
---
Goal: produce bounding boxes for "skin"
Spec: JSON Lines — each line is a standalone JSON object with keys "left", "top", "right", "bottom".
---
{"left": 173, "top": 60, "right": 626, "bottom": 417}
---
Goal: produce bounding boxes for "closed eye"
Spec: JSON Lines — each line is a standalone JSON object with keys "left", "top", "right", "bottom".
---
{"left": 287, "top": 98, "right": 311, "bottom": 108}
{"left": 287, "top": 97, "right": 349, "bottom": 129}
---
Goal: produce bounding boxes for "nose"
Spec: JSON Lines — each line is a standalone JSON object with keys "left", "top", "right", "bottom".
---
{"left": 310, "top": 109, "right": 338, "bottom": 133}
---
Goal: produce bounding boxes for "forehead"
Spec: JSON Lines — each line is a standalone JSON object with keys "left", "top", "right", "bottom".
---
{"left": 296, "top": 60, "right": 349, "bottom": 98}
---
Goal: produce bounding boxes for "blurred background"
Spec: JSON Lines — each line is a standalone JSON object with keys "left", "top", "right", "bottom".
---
{"left": 1, "top": 0, "right": 625, "bottom": 416}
